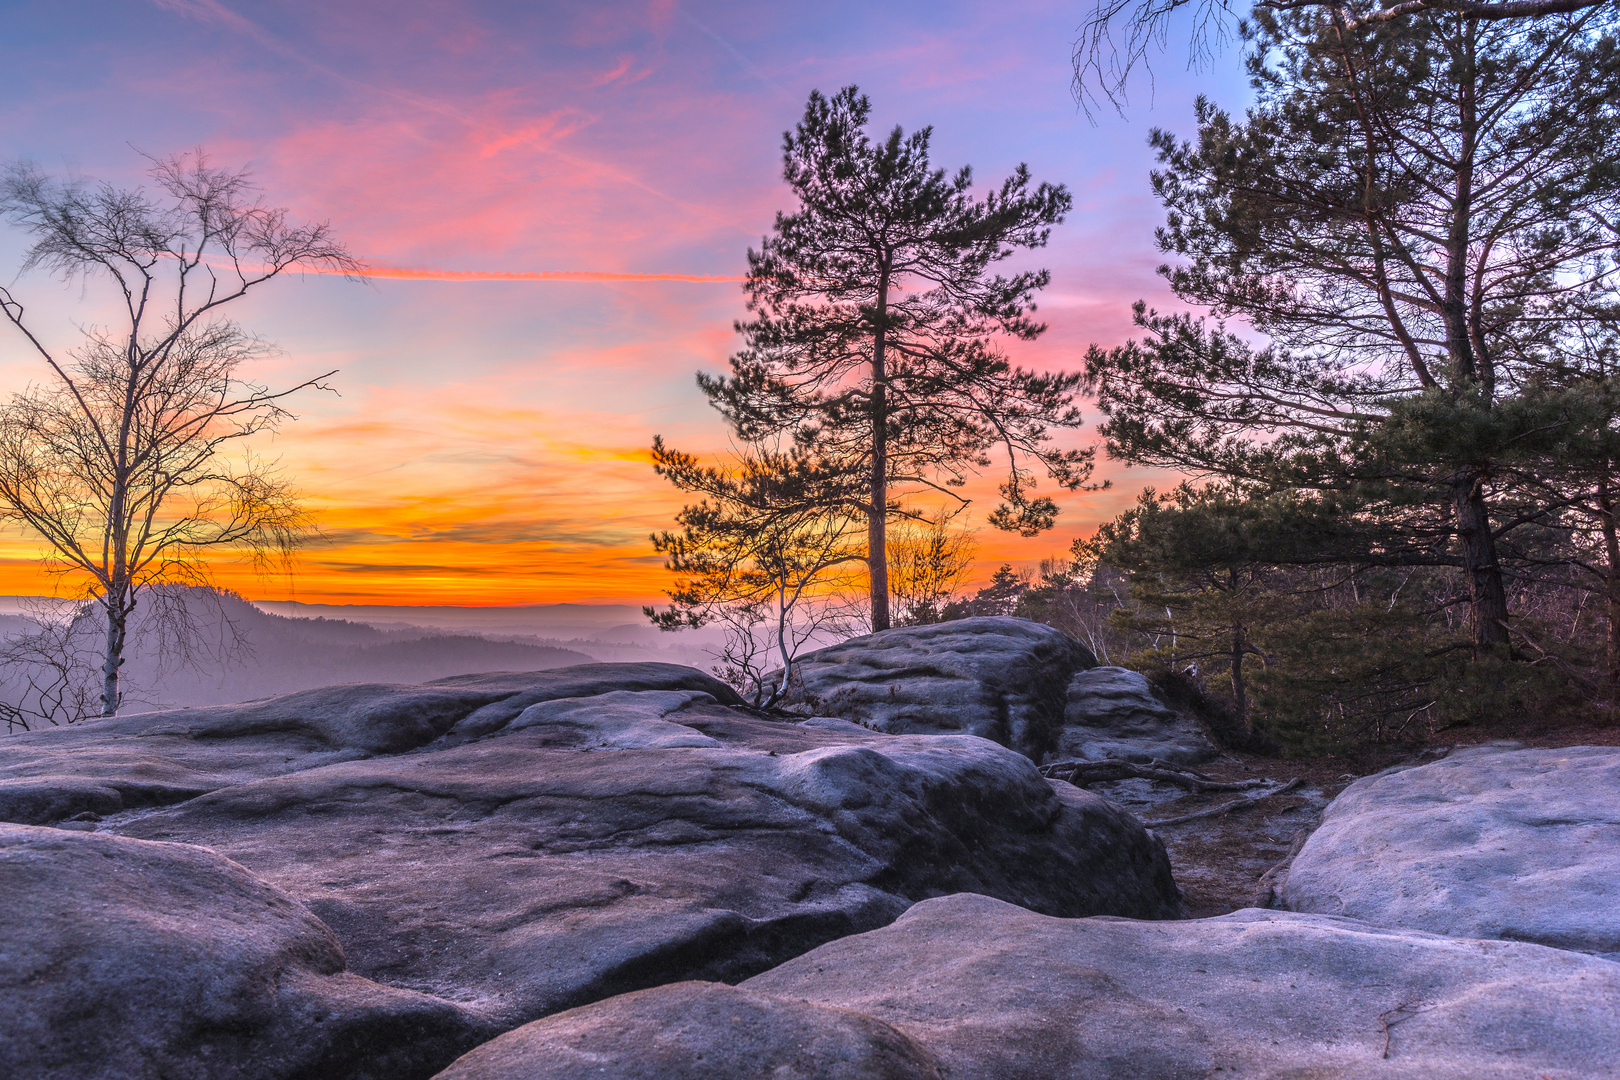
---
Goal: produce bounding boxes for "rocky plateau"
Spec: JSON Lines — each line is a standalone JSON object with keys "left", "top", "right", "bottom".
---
{"left": 0, "top": 617, "right": 1614, "bottom": 1079}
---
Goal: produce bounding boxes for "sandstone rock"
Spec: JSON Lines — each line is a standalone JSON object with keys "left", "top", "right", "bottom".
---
{"left": 11, "top": 666, "right": 1176, "bottom": 1038}
{"left": 440, "top": 892, "right": 1620, "bottom": 1079}
{"left": 1282, "top": 744, "right": 1620, "bottom": 958}
{"left": 432, "top": 981, "right": 942, "bottom": 1080}
{"left": 0, "top": 823, "right": 480, "bottom": 1080}
{"left": 776, "top": 618, "right": 1094, "bottom": 760}
{"left": 0, "top": 663, "right": 740, "bottom": 824}
{"left": 1057, "top": 666, "right": 1217, "bottom": 765}
{"left": 501, "top": 689, "right": 723, "bottom": 748}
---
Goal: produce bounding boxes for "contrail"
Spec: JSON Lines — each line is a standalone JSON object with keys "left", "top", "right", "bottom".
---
{"left": 296, "top": 263, "right": 743, "bottom": 284}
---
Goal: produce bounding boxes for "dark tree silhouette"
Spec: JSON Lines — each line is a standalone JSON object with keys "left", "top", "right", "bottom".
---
{"left": 1073, "top": 0, "right": 1610, "bottom": 111}
{"left": 695, "top": 86, "right": 1094, "bottom": 631}
{"left": 0, "top": 152, "right": 362, "bottom": 716}
{"left": 1084, "top": 9, "right": 1620, "bottom": 646}
{"left": 647, "top": 440, "right": 865, "bottom": 704}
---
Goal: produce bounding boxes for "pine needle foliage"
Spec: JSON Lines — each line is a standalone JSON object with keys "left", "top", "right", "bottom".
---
{"left": 696, "top": 86, "right": 1095, "bottom": 630}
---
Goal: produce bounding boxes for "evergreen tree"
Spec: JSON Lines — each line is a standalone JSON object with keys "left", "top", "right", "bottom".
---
{"left": 955, "top": 563, "right": 1031, "bottom": 617}
{"left": 700, "top": 86, "right": 1093, "bottom": 631}
{"left": 1078, "top": 484, "right": 1326, "bottom": 726}
{"left": 1085, "top": 9, "right": 1620, "bottom": 647}
{"left": 1074, "top": 482, "right": 1596, "bottom": 749}
{"left": 1074, "top": 0, "right": 1611, "bottom": 115}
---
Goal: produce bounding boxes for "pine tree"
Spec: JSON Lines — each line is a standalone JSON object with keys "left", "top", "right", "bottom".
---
{"left": 1085, "top": 9, "right": 1620, "bottom": 647}
{"left": 647, "top": 440, "right": 865, "bottom": 704}
{"left": 700, "top": 86, "right": 1094, "bottom": 630}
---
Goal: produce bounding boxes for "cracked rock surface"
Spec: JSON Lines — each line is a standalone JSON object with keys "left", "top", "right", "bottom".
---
{"left": 1059, "top": 666, "right": 1218, "bottom": 765}
{"left": 435, "top": 892, "right": 1620, "bottom": 1080}
{"left": 0, "top": 823, "right": 481, "bottom": 1080}
{"left": 0, "top": 663, "right": 739, "bottom": 825}
{"left": 0, "top": 663, "right": 1179, "bottom": 1080}
{"left": 775, "top": 617, "right": 1095, "bottom": 761}
{"left": 1282, "top": 744, "right": 1620, "bottom": 958}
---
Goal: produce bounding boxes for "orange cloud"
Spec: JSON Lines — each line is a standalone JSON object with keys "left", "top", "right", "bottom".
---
{"left": 2, "top": 0, "right": 1233, "bottom": 608}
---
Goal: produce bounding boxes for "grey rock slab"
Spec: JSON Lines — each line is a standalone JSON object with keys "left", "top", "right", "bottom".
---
{"left": 776, "top": 617, "right": 1095, "bottom": 760}
{"left": 434, "top": 663, "right": 743, "bottom": 739}
{"left": 0, "top": 663, "right": 740, "bottom": 824}
{"left": 431, "top": 981, "right": 943, "bottom": 1080}
{"left": 503, "top": 689, "right": 723, "bottom": 748}
{"left": 1282, "top": 744, "right": 1620, "bottom": 957}
{"left": 444, "top": 892, "right": 1620, "bottom": 1079}
{"left": 114, "top": 702, "right": 1178, "bottom": 1031}
{"left": 1058, "top": 666, "right": 1217, "bottom": 765}
{"left": 0, "top": 823, "right": 480, "bottom": 1080}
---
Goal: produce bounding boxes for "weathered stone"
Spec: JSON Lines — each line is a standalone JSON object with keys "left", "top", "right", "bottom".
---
{"left": 5, "top": 667, "right": 1176, "bottom": 1039}
{"left": 1282, "top": 743, "right": 1620, "bottom": 958}
{"left": 0, "top": 823, "right": 480, "bottom": 1080}
{"left": 116, "top": 714, "right": 1175, "bottom": 1029}
{"left": 442, "top": 892, "right": 1620, "bottom": 1079}
{"left": 1057, "top": 666, "right": 1217, "bottom": 765}
{"left": 0, "top": 663, "right": 741, "bottom": 825}
{"left": 776, "top": 618, "right": 1095, "bottom": 760}
{"left": 431, "top": 981, "right": 943, "bottom": 1080}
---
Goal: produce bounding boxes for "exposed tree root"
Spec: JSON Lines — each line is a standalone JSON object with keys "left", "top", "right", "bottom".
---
{"left": 1145, "top": 778, "right": 1304, "bottom": 828}
{"left": 1041, "top": 758, "right": 1273, "bottom": 793}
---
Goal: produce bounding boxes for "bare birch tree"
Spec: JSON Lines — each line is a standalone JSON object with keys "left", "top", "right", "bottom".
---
{"left": 0, "top": 152, "right": 361, "bottom": 716}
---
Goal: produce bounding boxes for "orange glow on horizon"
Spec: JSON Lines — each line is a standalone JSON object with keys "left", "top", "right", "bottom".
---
{"left": 0, "top": 0, "right": 1232, "bottom": 609}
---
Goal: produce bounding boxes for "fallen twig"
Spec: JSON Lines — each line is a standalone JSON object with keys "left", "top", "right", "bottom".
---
{"left": 1040, "top": 759, "right": 1271, "bottom": 793}
{"left": 1379, "top": 1001, "right": 1436, "bottom": 1059}
{"left": 1145, "top": 778, "right": 1304, "bottom": 827}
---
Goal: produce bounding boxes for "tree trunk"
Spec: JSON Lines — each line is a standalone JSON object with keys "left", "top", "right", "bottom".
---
{"left": 1452, "top": 470, "right": 1509, "bottom": 647}
{"left": 773, "top": 583, "right": 793, "bottom": 706}
{"left": 100, "top": 594, "right": 127, "bottom": 717}
{"left": 1229, "top": 620, "right": 1247, "bottom": 722}
{"left": 1599, "top": 467, "right": 1620, "bottom": 700}
{"left": 1438, "top": 29, "right": 1508, "bottom": 649}
{"left": 868, "top": 277, "right": 891, "bottom": 632}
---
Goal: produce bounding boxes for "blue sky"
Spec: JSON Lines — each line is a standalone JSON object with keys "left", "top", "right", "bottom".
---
{"left": 0, "top": 0, "right": 1251, "bottom": 602}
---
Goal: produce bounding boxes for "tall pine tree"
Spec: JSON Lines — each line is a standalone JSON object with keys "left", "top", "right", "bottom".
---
{"left": 1085, "top": 9, "right": 1620, "bottom": 646}
{"left": 698, "top": 86, "right": 1093, "bottom": 630}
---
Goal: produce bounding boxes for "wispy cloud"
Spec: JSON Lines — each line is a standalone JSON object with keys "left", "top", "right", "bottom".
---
{"left": 308, "top": 263, "right": 742, "bottom": 284}
{"left": 0, "top": 0, "right": 1224, "bottom": 604}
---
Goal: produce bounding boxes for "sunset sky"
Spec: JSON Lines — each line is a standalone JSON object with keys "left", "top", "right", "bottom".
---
{"left": 0, "top": 0, "right": 1249, "bottom": 606}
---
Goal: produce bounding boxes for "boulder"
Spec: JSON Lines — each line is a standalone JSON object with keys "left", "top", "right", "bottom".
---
{"left": 1057, "top": 666, "right": 1217, "bottom": 765}
{"left": 0, "top": 663, "right": 740, "bottom": 825}
{"left": 1281, "top": 744, "right": 1620, "bottom": 958}
{"left": 10, "top": 665, "right": 1178, "bottom": 1040}
{"left": 0, "top": 823, "right": 480, "bottom": 1080}
{"left": 432, "top": 981, "right": 942, "bottom": 1080}
{"left": 776, "top": 618, "right": 1094, "bottom": 760}
{"left": 435, "top": 892, "right": 1620, "bottom": 1079}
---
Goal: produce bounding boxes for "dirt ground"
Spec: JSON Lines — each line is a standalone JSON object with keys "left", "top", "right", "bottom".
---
{"left": 1088, "top": 716, "right": 1620, "bottom": 918}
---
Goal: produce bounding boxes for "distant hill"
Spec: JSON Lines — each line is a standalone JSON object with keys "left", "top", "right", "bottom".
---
{"left": 0, "top": 590, "right": 597, "bottom": 713}
{"left": 128, "top": 593, "right": 599, "bottom": 707}
{"left": 251, "top": 600, "right": 650, "bottom": 640}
